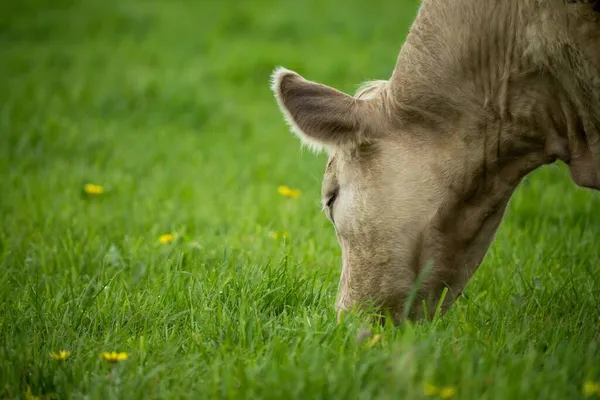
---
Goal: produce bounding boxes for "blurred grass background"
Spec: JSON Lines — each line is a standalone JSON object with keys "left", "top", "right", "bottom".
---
{"left": 1, "top": 1, "right": 600, "bottom": 399}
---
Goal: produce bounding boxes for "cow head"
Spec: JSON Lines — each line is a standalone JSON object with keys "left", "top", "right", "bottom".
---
{"left": 271, "top": 67, "right": 524, "bottom": 323}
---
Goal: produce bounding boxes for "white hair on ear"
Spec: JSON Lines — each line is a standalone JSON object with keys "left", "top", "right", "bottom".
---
{"left": 270, "top": 66, "right": 328, "bottom": 154}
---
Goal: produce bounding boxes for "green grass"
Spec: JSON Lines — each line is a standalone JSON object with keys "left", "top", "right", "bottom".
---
{"left": 1, "top": 0, "right": 600, "bottom": 399}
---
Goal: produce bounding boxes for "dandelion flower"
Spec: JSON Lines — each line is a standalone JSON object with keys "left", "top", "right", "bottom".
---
{"left": 101, "top": 351, "right": 128, "bottom": 363}
{"left": 159, "top": 233, "right": 175, "bottom": 244}
{"left": 423, "top": 383, "right": 439, "bottom": 397}
{"left": 583, "top": 380, "right": 600, "bottom": 396}
{"left": 83, "top": 183, "right": 105, "bottom": 195}
{"left": 278, "top": 185, "right": 301, "bottom": 198}
{"left": 440, "top": 386, "right": 457, "bottom": 399}
{"left": 50, "top": 350, "right": 71, "bottom": 360}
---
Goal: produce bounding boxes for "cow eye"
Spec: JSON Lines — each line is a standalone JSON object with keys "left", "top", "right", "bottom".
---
{"left": 326, "top": 193, "right": 337, "bottom": 209}
{"left": 326, "top": 188, "right": 339, "bottom": 210}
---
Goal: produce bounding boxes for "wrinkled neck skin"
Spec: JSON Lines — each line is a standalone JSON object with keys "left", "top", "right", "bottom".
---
{"left": 379, "top": 0, "right": 600, "bottom": 321}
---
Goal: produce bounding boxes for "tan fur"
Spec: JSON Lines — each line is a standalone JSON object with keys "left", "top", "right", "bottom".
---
{"left": 271, "top": 0, "right": 600, "bottom": 324}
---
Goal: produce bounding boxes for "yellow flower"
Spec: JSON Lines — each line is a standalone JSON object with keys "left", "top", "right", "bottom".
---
{"left": 424, "top": 383, "right": 439, "bottom": 397}
{"left": 278, "top": 185, "right": 301, "bottom": 198}
{"left": 83, "top": 183, "right": 105, "bottom": 195}
{"left": 101, "top": 351, "right": 128, "bottom": 363}
{"left": 367, "top": 334, "right": 382, "bottom": 347}
{"left": 424, "top": 383, "right": 456, "bottom": 398}
{"left": 24, "top": 386, "right": 41, "bottom": 400}
{"left": 159, "top": 233, "right": 175, "bottom": 244}
{"left": 440, "top": 386, "right": 457, "bottom": 399}
{"left": 269, "top": 231, "right": 289, "bottom": 240}
{"left": 50, "top": 350, "right": 71, "bottom": 360}
{"left": 583, "top": 380, "right": 600, "bottom": 396}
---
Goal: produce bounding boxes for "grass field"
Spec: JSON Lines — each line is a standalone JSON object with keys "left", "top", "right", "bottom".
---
{"left": 2, "top": 0, "right": 600, "bottom": 399}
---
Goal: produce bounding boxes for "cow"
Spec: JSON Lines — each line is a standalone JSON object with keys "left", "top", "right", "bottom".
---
{"left": 270, "top": 0, "right": 600, "bottom": 324}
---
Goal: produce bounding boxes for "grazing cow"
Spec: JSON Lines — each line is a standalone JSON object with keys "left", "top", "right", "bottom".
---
{"left": 270, "top": 0, "right": 600, "bottom": 324}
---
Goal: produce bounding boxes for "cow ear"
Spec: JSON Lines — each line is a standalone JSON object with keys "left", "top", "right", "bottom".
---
{"left": 271, "top": 67, "right": 371, "bottom": 152}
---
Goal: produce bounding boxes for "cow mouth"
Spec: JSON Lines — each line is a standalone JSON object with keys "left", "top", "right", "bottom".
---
{"left": 566, "top": 149, "right": 600, "bottom": 190}
{"left": 568, "top": 163, "right": 600, "bottom": 189}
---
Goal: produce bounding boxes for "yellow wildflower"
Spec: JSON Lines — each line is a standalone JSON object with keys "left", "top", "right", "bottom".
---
{"left": 24, "top": 386, "right": 41, "bottom": 400}
{"left": 50, "top": 350, "right": 71, "bottom": 360}
{"left": 269, "top": 231, "right": 289, "bottom": 240}
{"left": 159, "top": 233, "right": 175, "bottom": 244}
{"left": 367, "top": 334, "right": 382, "bottom": 347}
{"left": 440, "top": 386, "right": 457, "bottom": 399}
{"left": 583, "top": 380, "right": 600, "bottom": 396}
{"left": 101, "top": 351, "right": 128, "bottom": 363}
{"left": 424, "top": 383, "right": 439, "bottom": 397}
{"left": 83, "top": 183, "right": 105, "bottom": 195}
{"left": 278, "top": 185, "right": 301, "bottom": 198}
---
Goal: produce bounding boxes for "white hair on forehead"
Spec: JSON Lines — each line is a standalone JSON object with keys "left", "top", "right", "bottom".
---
{"left": 354, "top": 79, "right": 388, "bottom": 99}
